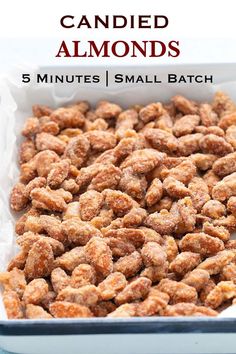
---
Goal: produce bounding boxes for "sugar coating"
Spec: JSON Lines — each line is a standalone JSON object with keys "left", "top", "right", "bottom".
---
{"left": 4, "top": 92, "right": 236, "bottom": 318}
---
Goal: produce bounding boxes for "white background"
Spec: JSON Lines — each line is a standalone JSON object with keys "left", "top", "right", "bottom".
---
{"left": 0, "top": 0, "right": 235, "bottom": 38}
{"left": 0, "top": 0, "right": 236, "bottom": 70}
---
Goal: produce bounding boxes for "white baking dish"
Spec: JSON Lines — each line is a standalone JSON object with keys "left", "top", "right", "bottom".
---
{"left": 1, "top": 63, "right": 236, "bottom": 354}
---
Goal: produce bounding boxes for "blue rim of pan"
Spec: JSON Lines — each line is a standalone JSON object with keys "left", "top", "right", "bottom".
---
{"left": 0, "top": 318, "right": 236, "bottom": 336}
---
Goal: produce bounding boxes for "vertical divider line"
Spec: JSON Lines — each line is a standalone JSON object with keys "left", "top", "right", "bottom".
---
{"left": 105, "top": 70, "right": 109, "bottom": 87}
